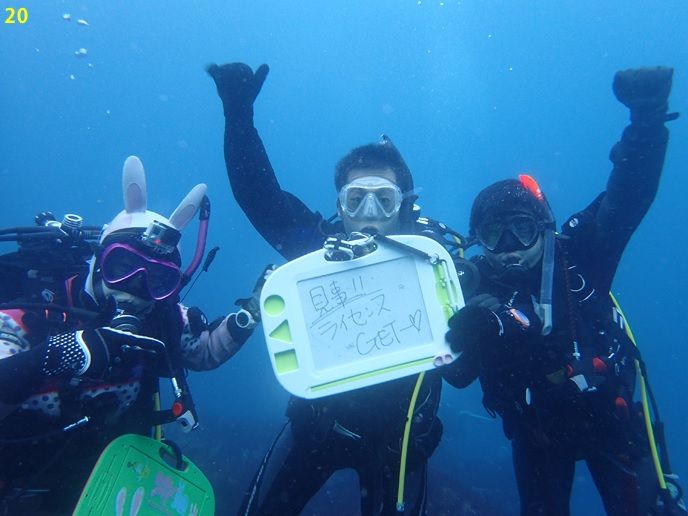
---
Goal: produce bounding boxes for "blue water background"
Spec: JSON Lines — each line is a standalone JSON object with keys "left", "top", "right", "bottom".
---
{"left": 2, "top": 1, "right": 687, "bottom": 514}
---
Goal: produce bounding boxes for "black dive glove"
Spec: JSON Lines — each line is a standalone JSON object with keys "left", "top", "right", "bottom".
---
{"left": 43, "top": 328, "right": 165, "bottom": 380}
{"left": 206, "top": 62, "right": 269, "bottom": 120}
{"left": 233, "top": 264, "right": 276, "bottom": 329}
{"left": 613, "top": 66, "right": 679, "bottom": 125}
{"left": 445, "top": 295, "right": 503, "bottom": 355}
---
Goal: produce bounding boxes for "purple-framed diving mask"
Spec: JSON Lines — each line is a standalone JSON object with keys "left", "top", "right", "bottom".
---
{"left": 100, "top": 242, "right": 182, "bottom": 301}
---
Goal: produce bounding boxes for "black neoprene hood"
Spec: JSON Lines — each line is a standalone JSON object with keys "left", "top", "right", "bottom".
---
{"left": 470, "top": 179, "right": 549, "bottom": 233}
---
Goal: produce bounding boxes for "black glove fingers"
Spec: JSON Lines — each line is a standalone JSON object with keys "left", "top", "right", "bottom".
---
{"left": 243, "top": 297, "right": 261, "bottom": 319}
{"left": 205, "top": 63, "right": 220, "bottom": 79}
{"left": 632, "top": 67, "right": 673, "bottom": 99}
{"left": 253, "top": 64, "right": 270, "bottom": 99}
{"left": 445, "top": 329, "right": 463, "bottom": 354}
{"left": 207, "top": 62, "right": 270, "bottom": 118}
{"left": 234, "top": 296, "right": 250, "bottom": 308}
{"left": 484, "top": 300, "right": 501, "bottom": 312}
{"left": 466, "top": 293, "right": 491, "bottom": 307}
{"left": 448, "top": 312, "right": 463, "bottom": 331}
{"left": 467, "top": 293, "right": 501, "bottom": 311}
{"left": 98, "top": 327, "right": 166, "bottom": 354}
{"left": 205, "top": 63, "right": 241, "bottom": 88}
{"left": 613, "top": 66, "right": 674, "bottom": 112}
{"left": 253, "top": 263, "right": 275, "bottom": 293}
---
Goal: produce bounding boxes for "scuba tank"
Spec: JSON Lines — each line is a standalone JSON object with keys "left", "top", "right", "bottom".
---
{"left": 0, "top": 212, "right": 100, "bottom": 305}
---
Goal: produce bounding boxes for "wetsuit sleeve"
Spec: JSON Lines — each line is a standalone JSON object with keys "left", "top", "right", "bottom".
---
{"left": 223, "top": 111, "right": 327, "bottom": 260}
{"left": 178, "top": 305, "right": 253, "bottom": 371}
{"left": 586, "top": 121, "right": 670, "bottom": 289}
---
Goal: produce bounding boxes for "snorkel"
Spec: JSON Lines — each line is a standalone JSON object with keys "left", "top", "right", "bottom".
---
{"left": 181, "top": 195, "right": 210, "bottom": 287}
{"left": 518, "top": 174, "right": 555, "bottom": 336}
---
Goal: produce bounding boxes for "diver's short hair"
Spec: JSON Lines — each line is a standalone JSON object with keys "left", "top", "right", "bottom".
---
{"left": 334, "top": 136, "right": 414, "bottom": 195}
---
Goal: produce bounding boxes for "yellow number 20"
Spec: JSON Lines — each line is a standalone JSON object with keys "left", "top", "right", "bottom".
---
{"left": 5, "top": 7, "right": 29, "bottom": 24}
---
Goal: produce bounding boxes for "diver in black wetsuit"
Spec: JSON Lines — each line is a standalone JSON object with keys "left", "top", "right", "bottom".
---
{"left": 443, "top": 67, "right": 682, "bottom": 516}
{"left": 208, "top": 62, "right": 450, "bottom": 516}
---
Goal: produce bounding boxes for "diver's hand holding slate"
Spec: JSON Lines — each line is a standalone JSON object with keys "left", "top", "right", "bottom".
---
{"left": 260, "top": 235, "right": 462, "bottom": 398}
{"left": 445, "top": 304, "right": 501, "bottom": 355}
{"left": 206, "top": 62, "right": 269, "bottom": 119}
{"left": 613, "top": 66, "right": 679, "bottom": 124}
{"left": 44, "top": 327, "right": 166, "bottom": 379}
{"left": 234, "top": 264, "right": 277, "bottom": 326}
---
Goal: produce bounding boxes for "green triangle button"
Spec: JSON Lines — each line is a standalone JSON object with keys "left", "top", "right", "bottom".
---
{"left": 269, "top": 319, "right": 292, "bottom": 343}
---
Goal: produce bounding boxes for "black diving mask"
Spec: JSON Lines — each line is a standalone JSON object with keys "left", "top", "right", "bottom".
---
{"left": 476, "top": 213, "right": 542, "bottom": 252}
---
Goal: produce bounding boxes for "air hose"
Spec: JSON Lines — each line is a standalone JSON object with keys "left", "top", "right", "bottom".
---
{"left": 396, "top": 371, "right": 426, "bottom": 512}
{"left": 609, "top": 293, "right": 667, "bottom": 492}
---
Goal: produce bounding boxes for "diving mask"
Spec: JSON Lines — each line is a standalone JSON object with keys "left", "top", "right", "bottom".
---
{"left": 338, "top": 176, "right": 402, "bottom": 220}
{"left": 476, "top": 213, "right": 542, "bottom": 252}
{"left": 101, "top": 243, "right": 182, "bottom": 301}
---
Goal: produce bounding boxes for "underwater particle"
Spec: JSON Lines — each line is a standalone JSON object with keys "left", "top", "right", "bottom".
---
{"left": 74, "top": 48, "right": 88, "bottom": 57}
{"left": 487, "top": 33, "right": 492, "bottom": 38}
{"left": 417, "top": 0, "right": 421, "bottom": 4}
{"left": 35, "top": 48, "right": 40, "bottom": 52}
{"left": 508, "top": 66, "right": 513, "bottom": 72}
{"left": 69, "top": 74, "right": 76, "bottom": 80}
{"left": 62, "top": 13, "right": 71, "bottom": 21}
{"left": 439, "top": 1, "right": 444, "bottom": 5}
{"left": 106, "top": 109, "right": 111, "bottom": 115}
{"left": 76, "top": 18, "right": 89, "bottom": 26}
{"left": 87, "top": 63, "right": 93, "bottom": 68}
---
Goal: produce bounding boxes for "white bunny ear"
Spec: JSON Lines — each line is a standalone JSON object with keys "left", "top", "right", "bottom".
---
{"left": 169, "top": 184, "right": 207, "bottom": 230}
{"left": 122, "top": 156, "right": 147, "bottom": 214}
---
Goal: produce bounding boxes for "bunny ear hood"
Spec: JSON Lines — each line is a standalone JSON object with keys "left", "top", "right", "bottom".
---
{"left": 122, "top": 155, "right": 147, "bottom": 213}
{"left": 87, "top": 156, "right": 210, "bottom": 300}
{"left": 100, "top": 156, "right": 206, "bottom": 246}
{"left": 169, "top": 184, "right": 207, "bottom": 231}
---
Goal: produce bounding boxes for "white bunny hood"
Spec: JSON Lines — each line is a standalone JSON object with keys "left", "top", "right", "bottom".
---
{"left": 99, "top": 156, "right": 207, "bottom": 248}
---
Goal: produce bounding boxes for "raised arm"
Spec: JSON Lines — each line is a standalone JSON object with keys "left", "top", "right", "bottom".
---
{"left": 585, "top": 67, "right": 677, "bottom": 287}
{"left": 207, "top": 63, "right": 325, "bottom": 259}
{"left": 178, "top": 265, "right": 273, "bottom": 371}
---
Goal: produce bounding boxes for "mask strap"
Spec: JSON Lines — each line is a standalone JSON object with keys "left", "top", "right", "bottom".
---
{"left": 518, "top": 174, "right": 555, "bottom": 335}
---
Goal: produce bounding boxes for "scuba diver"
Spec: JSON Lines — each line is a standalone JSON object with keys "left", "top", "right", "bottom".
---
{"left": 207, "top": 62, "right": 467, "bottom": 515}
{"left": 443, "top": 67, "right": 683, "bottom": 515}
{"left": 0, "top": 156, "right": 265, "bottom": 515}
